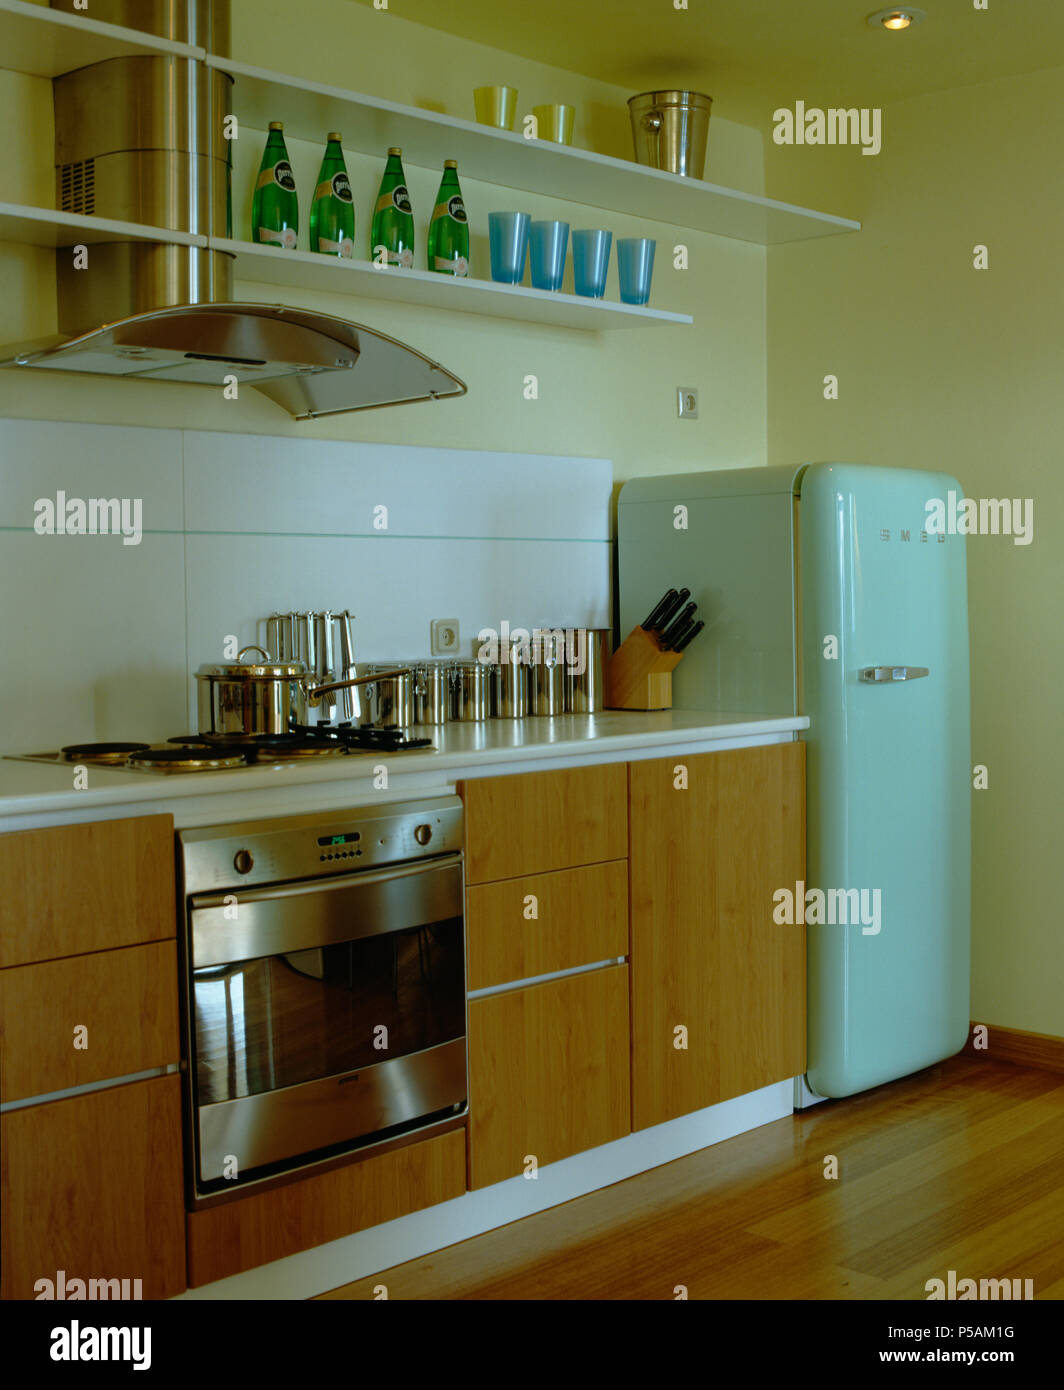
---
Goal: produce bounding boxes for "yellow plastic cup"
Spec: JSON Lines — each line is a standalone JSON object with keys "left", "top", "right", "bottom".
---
{"left": 474, "top": 86, "right": 518, "bottom": 131}
{"left": 532, "top": 104, "right": 576, "bottom": 146}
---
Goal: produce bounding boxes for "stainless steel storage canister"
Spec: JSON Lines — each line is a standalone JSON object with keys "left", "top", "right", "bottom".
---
{"left": 566, "top": 628, "right": 609, "bottom": 713}
{"left": 413, "top": 661, "right": 450, "bottom": 725}
{"left": 531, "top": 628, "right": 566, "bottom": 716}
{"left": 493, "top": 640, "right": 529, "bottom": 718}
{"left": 450, "top": 661, "right": 492, "bottom": 721}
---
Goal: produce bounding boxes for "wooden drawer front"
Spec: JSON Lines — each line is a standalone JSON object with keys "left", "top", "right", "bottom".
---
{"left": 0, "top": 1074, "right": 185, "bottom": 1300}
{"left": 461, "top": 764, "right": 627, "bottom": 884}
{"left": 468, "top": 965, "right": 630, "bottom": 1189}
{"left": 466, "top": 860, "right": 628, "bottom": 990}
{"left": 629, "top": 743, "right": 806, "bottom": 1130}
{"left": 0, "top": 814, "right": 175, "bottom": 968}
{"left": 0, "top": 942, "right": 179, "bottom": 1103}
{"left": 186, "top": 1127, "right": 467, "bottom": 1287}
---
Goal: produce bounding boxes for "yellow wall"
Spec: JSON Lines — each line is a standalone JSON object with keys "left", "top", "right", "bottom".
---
{"left": 765, "top": 69, "right": 1064, "bottom": 1037}
{"left": 0, "top": 0, "right": 767, "bottom": 481}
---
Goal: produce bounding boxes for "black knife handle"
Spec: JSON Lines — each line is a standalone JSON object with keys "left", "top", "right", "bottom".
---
{"left": 673, "top": 620, "right": 704, "bottom": 653}
{"left": 664, "top": 619, "right": 695, "bottom": 651}
{"left": 643, "top": 589, "right": 677, "bottom": 632}
{"left": 660, "top": 601, "right": 697, "bottom": 648}
{"left": 652, "top": 587, "right": 690, "bottom": 637}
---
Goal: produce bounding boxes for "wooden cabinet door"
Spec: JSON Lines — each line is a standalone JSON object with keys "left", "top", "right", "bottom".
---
{"left": 629, "top": 743, "right": 806, "bottom": 1130}
{"left": 0, "top": 941, "right": 180, "bottom": 1102}
{"left": 0, "top": 1075, "right": 185, "bottom": 1300}
{"left": 466, "top": 860, "right": 628, "bottom": 990}
{"left": 468, "top": 964, "right": 630, "bottom": 1189}
{"left": 460, "top": 764, "right": 627, "bottom": 884}
{"left": 0, "top": 814, "right": 175, "bottom": 967}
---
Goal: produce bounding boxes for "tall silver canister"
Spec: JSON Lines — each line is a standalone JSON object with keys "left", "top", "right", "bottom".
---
{"left": 531, "top": 629, "right": 566, "bottom": 716}
{"left": 493, "top": 640, "right": 529, "bottom": 718}
{"left": 566, "top": 629, "right": 609, "bottom": 713}
{"left": 413, "top": 661, "right": 450, "bottom": 725}
{"left": 627, "top": 90, "right": 712, "bottom": 179}
{"left": 451, "top": 662, "right": 492, "bottom": 721}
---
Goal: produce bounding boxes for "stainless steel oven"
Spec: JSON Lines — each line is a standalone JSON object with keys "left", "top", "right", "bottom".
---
{"left": 177, "top": 796, "right": 467, "bottom": 1204}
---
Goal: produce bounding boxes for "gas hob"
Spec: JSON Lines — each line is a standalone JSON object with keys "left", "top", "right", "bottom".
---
{"left": 8, "top": 725, "right": 434, "bottom": 775}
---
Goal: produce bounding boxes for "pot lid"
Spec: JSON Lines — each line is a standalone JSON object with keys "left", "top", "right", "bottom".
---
{"left": 196, "top": 652, "right": 307, "bottom": 679}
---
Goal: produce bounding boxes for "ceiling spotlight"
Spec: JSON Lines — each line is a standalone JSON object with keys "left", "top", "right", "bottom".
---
{"left": 867, "top": 7, "right": 927, "bottom": 29}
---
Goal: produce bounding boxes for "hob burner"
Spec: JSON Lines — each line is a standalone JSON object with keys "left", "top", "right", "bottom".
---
{"left": 128, "top": 747, "right": 250, "bottom": 772}
{"left": 253, "top": 743, "right": 350, "bottom": 760}
{"left": 60, "top": 742, "right": 151, "bottom": 765}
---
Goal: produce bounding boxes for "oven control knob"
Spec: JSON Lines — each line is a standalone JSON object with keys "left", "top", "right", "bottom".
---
{"left": 413, "top": 824, "right": 432, "bottom": 846}
{"left": 233, "top": 849, "right": 254, "bottom": 875}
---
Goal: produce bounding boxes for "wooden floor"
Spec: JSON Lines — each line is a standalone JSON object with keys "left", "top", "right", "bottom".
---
{"left": 319, "top": 1057, "right": 1064, "bottom": 1300}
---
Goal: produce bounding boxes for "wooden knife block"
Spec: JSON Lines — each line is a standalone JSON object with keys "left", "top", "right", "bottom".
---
{"left": 605, "top": 626, "right": 683, "bottom": 711}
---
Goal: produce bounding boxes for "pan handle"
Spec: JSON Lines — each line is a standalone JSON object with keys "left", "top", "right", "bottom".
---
{"left": 238, "top": 645, "right": 271, "bottom": 663}
{"left": 306, "top": 667, "right": 412, "bottom": 703}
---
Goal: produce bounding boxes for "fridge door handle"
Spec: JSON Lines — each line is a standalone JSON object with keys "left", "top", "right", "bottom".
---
{"left": 858, "top": 665, "right": 930, "bottom": 683}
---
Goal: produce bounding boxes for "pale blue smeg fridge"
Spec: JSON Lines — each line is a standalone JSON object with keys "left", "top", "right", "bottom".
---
{"left": 617, "top": 463, "right": 971, "bottom": 1099}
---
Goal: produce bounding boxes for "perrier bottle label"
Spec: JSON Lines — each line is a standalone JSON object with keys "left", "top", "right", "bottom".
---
{"left": 371, "top": 147, "right": 415, "bottom": 268}
{"left": 251, "top": 121, "right": 298, "bottom": 250}
{"left": 427, "top": 160, "right": 469, "bottom": 277}
{"left": 310, "top": 133, "right": 355, "bottom": 258}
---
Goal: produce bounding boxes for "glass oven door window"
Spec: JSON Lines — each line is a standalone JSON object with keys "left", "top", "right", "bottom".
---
{"left": 193, "top": 915, "right": 464, "bottom": 1106}
{"left": 188, "top": 858, "right": 466, "bottom": 1107}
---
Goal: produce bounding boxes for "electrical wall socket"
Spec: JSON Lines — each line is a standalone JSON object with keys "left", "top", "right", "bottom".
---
{"left": 677, "top": 387, "right": 699, "bottom": 419}
{"left": 431, "top": 618, "right": 460, "bottom": 656}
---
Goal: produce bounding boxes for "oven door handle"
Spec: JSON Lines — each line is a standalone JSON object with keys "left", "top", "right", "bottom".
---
{"left": 189, "top": 854, "right": 463, "bottom": 968}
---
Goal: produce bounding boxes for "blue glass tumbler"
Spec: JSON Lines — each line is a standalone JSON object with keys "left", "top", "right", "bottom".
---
{"left": 617, "top": 237, "right": 656, "bottom": 305}
{"left": 488, "top": 212, "right": 531, "bottom": 284}
{"left": 572, "top": 229, "right": 612, "bottom": 298}
{"left": 529, "top": 220, "right": 569, "bottom": 291}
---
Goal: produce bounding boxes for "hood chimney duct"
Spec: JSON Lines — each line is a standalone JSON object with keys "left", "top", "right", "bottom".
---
{"left": 8, "top": 0, "right": 467, "bottom": 417}
{"left": 51, "top": 0, "right": 234, "bottom": 337}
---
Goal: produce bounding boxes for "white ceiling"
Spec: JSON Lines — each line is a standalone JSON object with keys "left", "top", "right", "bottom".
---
{"left": 354, "top": 0, "right": 1064, "bottom": 125}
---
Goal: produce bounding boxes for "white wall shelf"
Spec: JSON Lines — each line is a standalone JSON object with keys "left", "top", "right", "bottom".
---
{"left": 210, "top": 56, "right": 861, "bottom": 247}
{"left": 216, "top": 238, "right": 693, "bottom": 332}
{"left": 0, "top": 0, "right": 201, "bottom": 79}
{"left": 0, "top": 202, "right": 206, "bottom": 248}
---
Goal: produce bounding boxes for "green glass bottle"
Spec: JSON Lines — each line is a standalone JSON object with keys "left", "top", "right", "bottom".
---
{"left": 309, "top": 132, "right": 355, "bottom": 258}
{"left": 427, "top": 160, "right": 469, "bottom": 276}
{"left": 370, "top": 147, "right": 414, "bottom": 268}
{"left": 251, "top": 121, "right": 298, "bottom": 250}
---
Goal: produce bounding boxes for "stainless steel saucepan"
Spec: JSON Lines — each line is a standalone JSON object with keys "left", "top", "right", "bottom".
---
{"left": 196, "top": 646, "right": 410, "bottom": 739}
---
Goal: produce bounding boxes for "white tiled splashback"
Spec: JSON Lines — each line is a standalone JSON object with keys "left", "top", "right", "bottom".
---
{"left": 0, "top": 418, "right": 612, "bottom": 751}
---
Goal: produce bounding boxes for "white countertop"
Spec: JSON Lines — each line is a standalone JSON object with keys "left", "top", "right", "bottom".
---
{"left": 0, "top": 710, "right": 808, "bottom": 831}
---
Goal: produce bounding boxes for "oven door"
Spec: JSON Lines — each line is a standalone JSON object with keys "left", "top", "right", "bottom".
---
{"left": 187, "top": 853, "right": 466, "bottom": 1190}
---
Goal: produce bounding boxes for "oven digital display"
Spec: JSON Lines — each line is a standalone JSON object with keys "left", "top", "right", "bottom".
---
{"left": 318, "top": 832, "right": 361, "bottom": 846}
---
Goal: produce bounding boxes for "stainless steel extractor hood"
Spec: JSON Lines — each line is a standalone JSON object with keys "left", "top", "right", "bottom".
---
{"left": 3, "top": 304, "right": 467, "bottom": 420}
{"left": 2, "top": 0, "right": 467, "bottom": 418}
